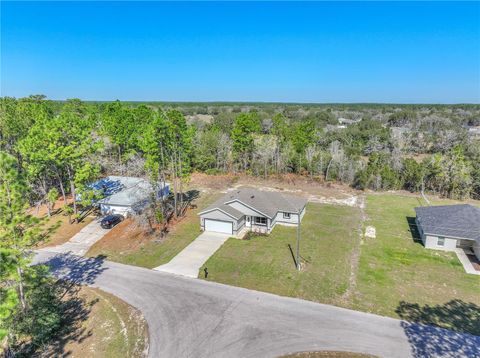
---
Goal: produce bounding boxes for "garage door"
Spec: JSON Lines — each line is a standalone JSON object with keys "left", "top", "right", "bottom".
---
{"left": 204, "top": 219, "right": 233, "bottom": 234}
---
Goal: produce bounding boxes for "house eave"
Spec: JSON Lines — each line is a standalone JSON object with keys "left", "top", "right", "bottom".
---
{"left": 223, "top": 199, "right": 273, "bottom": 219}
{"left": 198, "top": 207, "right": 242, "bottom": 221}
{"left": 422, "top": 232, "right": 477, "bottom": 241}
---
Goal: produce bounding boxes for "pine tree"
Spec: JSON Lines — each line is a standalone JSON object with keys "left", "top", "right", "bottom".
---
{"left": 0, "top": 151, "right": 53, "bottom": 352}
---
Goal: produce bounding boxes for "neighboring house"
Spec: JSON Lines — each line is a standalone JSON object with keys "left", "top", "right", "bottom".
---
{"left": 198, "top": 188, "right": 308, "bottom": 235}
{"left": 86, "top": 176, "right": 170, "bottom": 216}
{"left": 467, "top": 126, "right": 480, "bottom": 139}
{"left": 338, "top": 117, "right": 358, "bottom": 126}
{"left": 415, "top": 204, "right": 480, "bottom": 260}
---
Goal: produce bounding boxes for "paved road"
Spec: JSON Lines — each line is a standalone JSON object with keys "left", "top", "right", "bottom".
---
{"left": 154, "top": 231, "right": 230, "bottom": 277}
{"left": 33, "top": 251, "right": 480, "bottom": 358}
{"left": 37, "top": 219, "right": 110, "bottom": 256}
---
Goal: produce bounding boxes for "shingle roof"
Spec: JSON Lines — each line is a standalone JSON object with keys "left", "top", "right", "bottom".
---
{"left": 200, "top": 188, "right": 308, "bottom": 219}
{"left": 217, "top": 204, "right": 245, "bottom": 220}
{"left": 415, "top": 204, "right": 480, "bottom": 241}
{"left": 96, "top": 176, "right": 170, "bottom": 207}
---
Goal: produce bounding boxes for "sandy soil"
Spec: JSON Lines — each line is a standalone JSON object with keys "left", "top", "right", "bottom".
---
{"left": 189, "top": 172, "right": 364, "bottom": 207}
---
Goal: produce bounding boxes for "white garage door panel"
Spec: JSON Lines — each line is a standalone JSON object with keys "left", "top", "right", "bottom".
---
{"left": 205, "top": 219, "right": 233, "bottom": 234}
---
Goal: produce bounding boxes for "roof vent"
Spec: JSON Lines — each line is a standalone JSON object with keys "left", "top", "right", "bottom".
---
{"left": 251, "top": 195, "right": 255, "bottom": 199}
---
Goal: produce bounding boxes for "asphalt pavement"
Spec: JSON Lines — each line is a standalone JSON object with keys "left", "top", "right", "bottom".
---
{"left": 33, "top": 251, "right": 480, "bottom": 358}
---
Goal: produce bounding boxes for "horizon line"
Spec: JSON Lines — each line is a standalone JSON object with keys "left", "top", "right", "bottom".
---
{"left": 5, "top": 95, "right": 480, "bottom": 106}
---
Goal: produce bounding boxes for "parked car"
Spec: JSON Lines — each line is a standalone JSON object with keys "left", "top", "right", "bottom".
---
{"left": 100, "top": 214, "right": 123, "bottom": 229}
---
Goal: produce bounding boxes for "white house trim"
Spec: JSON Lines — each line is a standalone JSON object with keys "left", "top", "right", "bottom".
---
{"left": 224, "top": 199, "right": 273, "bottom": 219}
{"left": 198, "top": 207, "right": 241, "bottom": 221}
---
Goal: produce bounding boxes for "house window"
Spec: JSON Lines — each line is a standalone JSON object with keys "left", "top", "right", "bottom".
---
{"left": 437, "top": 237, "right": 445, "bottom": 246}
{"left": 283, "top": 212, "right": 291, "bottom": 219}
{"left": 254, "top": 217, "right": 267, "bottom": 225}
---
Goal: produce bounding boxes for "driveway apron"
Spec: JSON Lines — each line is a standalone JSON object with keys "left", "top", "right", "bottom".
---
{"left": 154, "top": 231, "right": 230, "bottom": 278}
{"left": 38, "top": 219, "right": 110, "bottom": 256}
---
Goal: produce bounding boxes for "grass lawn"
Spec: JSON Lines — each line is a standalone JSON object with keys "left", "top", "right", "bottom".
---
{"left": 86, "top": 191, "right": 223, "bottom": 268}
{"left": 41, "top": 286, "right": 148, "bottom": 358}
{"left": 352, "top": 194, "right": 480, "bottom": 321}
{"left": 201, "top": 203, "right": 362, "bottom": 305}
{"left": 201, "top": 193, "right": 480, "bottom": 334}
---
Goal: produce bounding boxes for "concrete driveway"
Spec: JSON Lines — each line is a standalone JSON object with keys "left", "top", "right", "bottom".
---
{"left": 154, "top": 231, "right": 230, "bottom": 277}
{"left": 33, "top": 251, "right": 480, "bottom": 358}
{"left": 38, "top": 219, "right": 110, "bottom": 256}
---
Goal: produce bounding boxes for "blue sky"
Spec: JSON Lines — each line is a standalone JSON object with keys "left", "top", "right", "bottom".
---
{"left": 1, "top": 1, "right": 479, "bottom": 103}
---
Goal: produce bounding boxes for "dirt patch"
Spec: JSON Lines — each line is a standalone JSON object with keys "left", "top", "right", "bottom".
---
{"left": 33, "top": 198, "right": 95, "bottom": 249}
{"left": 28, "top": 197, "right": 72, "bottom": 217}
{"left": 189, "top": 172, "right": 239, "bottom": 191}
{"left": 89, "top": 205, "right": 201, "bottom": 256}
{"left": 190, "top": 172, "right": 363, "bottom": 207}
{"left": 86, "top": 191, "right": 223, "bottom": 268}
{"left": 281, "top": 351, "right": 377, "bottom": 358}
{"left": 88, "top": 218, "right": 151, "bottom": 254}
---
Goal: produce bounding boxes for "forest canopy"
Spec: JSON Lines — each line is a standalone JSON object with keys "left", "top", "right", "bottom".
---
{"left": 1, "top": 96, "right": 479, "bottom": 204}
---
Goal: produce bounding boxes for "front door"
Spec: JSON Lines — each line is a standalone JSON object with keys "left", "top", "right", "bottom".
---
{"left": 246, "top": 216, "right": 251, "bottom": 228}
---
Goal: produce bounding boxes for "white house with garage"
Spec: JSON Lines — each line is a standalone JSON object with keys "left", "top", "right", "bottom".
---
{"left": 415, "top": 204, "right": 480, "bottom": 260}
{"left": 85, "top": 176, "right": 170, "bottom": 217}
{"left": 198, "top": 188, "right": 307, "bottom": 235}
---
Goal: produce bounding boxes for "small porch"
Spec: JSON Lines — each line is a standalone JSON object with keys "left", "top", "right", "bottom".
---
{"left": 241, "top": 215, "right": 270, "bottom": 236}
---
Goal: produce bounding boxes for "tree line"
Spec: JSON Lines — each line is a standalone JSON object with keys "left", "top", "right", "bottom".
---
{"left": 1, "top": 96, "right": 479, "bottom": 213}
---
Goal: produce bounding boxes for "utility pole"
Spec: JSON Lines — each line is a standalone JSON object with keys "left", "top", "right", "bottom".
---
{"left": 296, "top": 209, "right": 301, "bottom": 270}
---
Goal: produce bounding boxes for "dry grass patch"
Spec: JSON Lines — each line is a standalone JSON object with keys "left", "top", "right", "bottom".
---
{"left": 190, "top": 172, "right": 360, "bottom": 201}
{"left": 36, "top": 286, "right": 148, "bottom": 358}
{"left": 86, "top": 191, "right": 223, "bottom": 268}
{"left": 30, "top": 199, "right": 95, "bottom": 249}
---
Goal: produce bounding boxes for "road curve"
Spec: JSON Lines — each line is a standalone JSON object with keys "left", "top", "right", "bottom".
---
{"left": 33, "top": 251, "right": 479, "bottom": 358}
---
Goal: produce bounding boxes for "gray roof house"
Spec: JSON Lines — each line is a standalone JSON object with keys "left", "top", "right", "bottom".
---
{"left": 415, "top": 204, "right": 480, "bottom": 261}
{"left": 198, "top": 188, "right": 308, "bottom": 235}
{"left": 87, "top": 176, "right": 170, "bottom": 217}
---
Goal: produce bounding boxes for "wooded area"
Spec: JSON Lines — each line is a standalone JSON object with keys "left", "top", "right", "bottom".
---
{"left": 1, "top": 96, "right": 479, "bottom": 205}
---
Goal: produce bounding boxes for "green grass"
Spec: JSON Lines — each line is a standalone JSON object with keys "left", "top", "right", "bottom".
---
{"left": 352, "top": 194, "right": 480, "bottom": 318}
{"left": 201, "top": 193, "right": 480, "bottom": 332}
{"left": 201, "top": 203, "right": 362, "bottom": 305}
{"left": 87, "top": 191, "right": 223, "bottom": 268}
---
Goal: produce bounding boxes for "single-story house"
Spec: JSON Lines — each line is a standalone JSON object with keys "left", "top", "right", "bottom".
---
{"left": 198, "top": 188, "right": 308, "bottom": 235}
{"left": 415, "top": 204, "right": 480, "bottom": 260}
{"left": 86, "top": 176, "right": 170, "bottom": 217}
